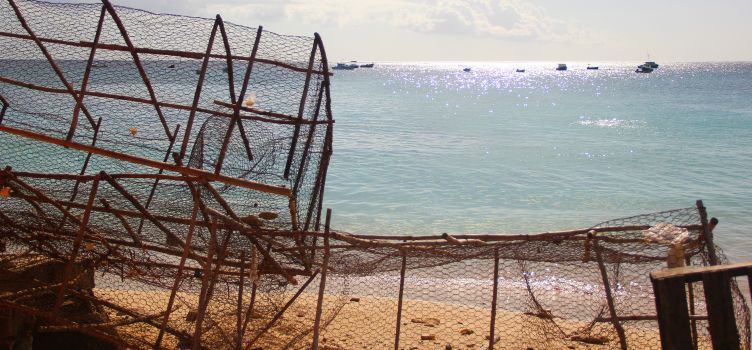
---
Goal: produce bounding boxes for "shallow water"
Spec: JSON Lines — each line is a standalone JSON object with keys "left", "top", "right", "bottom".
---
{"left": 324, "top": 62, "right": 752, "bottom": 262}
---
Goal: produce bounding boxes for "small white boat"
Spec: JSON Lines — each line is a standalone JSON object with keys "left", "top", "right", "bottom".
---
{"left": 332, "top": 62, "right": 358, "bottom": 70}
{"left": 556, "top": 63, "right": 567, "bottom": 71}
{"left": 635, "top": 64, "right": 653, "bottom": 73}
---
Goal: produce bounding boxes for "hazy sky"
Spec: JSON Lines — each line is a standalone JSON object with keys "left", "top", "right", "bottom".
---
{"left": 58, "top": 0, "right": 752, "bottom": 62}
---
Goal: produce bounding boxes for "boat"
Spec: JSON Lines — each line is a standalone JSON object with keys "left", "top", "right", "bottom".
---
{"left": 516, "top": 69, "right": 525, "bottom": 73}
{"left": 644, "top": 61, "right": 659, "bottom": 69}
{"left": 463, "top": 67, "right": 471, "bottom": 72}
{"left": 359, "top": 63, "right": 374, "bottom": 68}
{"left": 332, "top": 62, "right": 358, "bottom": 70}
{"left": 586, "top": 65, "right": 599, "bottom": 70}
{"left": 556, "top": 63, "right": 567, "bottom": 71}
{"left": 635, "top": 64, "right": 653, "bottom": 73}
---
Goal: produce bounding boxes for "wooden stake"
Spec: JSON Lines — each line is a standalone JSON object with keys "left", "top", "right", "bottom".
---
{"left": 394, "top": 253, "right": 407, "bottom": 350}
{"left": 592, "top": 236, "right": 628, "bottom": 350}
{"left": 311, "top": 208, "right": 332, "bottom": 349}
{"left": 488, "top": 248, "right": 499, "bottom": 350}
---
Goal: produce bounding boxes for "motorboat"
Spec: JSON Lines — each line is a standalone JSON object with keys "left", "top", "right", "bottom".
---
{"left": 516, "top": 69, "right": 525, "bottom": 73}
{"left": 556, "top": 63, "right": 567, "bottom": 71}
{"left": 463, "top": 67, "right": 471, "bottom": 72}
{"left": 332, "top": 62, "right": 358, "bottom": 70}
{"left": 644, "top": 61, "right": 659, "bottom": 69}
{"left": 359, "top": 63, "right": 374, "bottom": 68}
{"left": 586, "top": 65, "right": 599, "bottom": 70}
{"left": 635, "top": 64, "right": 653, "bottom": 73}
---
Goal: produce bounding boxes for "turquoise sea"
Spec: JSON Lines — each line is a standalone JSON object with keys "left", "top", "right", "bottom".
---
{"left": 323, "top": 61, "right": 752, "bottom": 262}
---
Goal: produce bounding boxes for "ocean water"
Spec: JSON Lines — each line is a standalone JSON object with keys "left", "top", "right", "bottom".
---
{"left": 323, "top": 61, "right": 752, "bottom": 262}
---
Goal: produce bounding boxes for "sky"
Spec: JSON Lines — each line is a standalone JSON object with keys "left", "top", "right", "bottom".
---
{"left": 56, "top": 0, "right": 752, "bottom": 62}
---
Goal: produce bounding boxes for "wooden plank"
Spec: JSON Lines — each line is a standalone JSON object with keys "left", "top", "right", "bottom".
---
{"left": 651, "top": 278, "right": 693, "bottom": 350}
{"left": 651, "top": 261, "right": 752, "bottom": 282}
{"left": 702, "top": 271, "right": 740, "bottom": 350}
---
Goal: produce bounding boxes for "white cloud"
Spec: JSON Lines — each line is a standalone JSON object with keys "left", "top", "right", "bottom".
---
{"left": 286, "top": 0, "right": 594, "bottom": 43}
{"left": 187, "top": 0, "right": 595, "bottom": 44}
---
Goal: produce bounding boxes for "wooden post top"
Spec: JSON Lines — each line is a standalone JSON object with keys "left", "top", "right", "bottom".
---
{"left": 650, "top": 261, "right": 752, "bottom": 282}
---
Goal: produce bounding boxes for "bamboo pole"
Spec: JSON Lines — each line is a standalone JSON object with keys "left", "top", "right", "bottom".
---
{"left": 311, "top": 209, "right": 332, "bottom": 349}
{"left": 394, "top": 253, "right": 407, "bottom": 350}
{"left": 592, "top": 234, "right": 628, "bottom": 350}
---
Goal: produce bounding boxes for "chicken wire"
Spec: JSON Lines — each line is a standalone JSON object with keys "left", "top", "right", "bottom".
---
{"left": 1, "top": 1, "right": 750, "bottom": 350}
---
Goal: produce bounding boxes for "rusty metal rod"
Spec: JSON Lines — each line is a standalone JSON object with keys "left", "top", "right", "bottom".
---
{"left": 0, "top": 124, "right": 292, "bottom": 196}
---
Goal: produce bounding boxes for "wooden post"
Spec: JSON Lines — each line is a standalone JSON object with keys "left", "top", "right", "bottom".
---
{"left": 394, "top": 253, "right": 407, "bottom": 350}
{"left": 311, "top": 208, "right": 332, "bottom": 349}
{"left": 592, "top": 237, "right": 628, "bottom": 350}
{"left": 283, "top": 35, "right": 320, "bottom": 179}
{"left": 236, "top": 251, "right": 245, "bottom": 350}
{"left": 179, "top": 16, "right": 220, "bottom": 160}
{"left": 101, "top": 0, "right": 174, "bottom": 141}
{"left": 488, "top": 248, "right": 499, "bottom": 350}
{"left": 52, "top": 175, "right": 100, "bottom": 316}
{"left": 684, "top": 256, "right": 698, "bottom": 350}
{"left": 0, "top": 93, "right": 8, "bottom": 124}
{"left": 154, "top": 196, "right": 201, "bottom": 348}
{"left": 696, "top": 200, "right": 719, "bottom": 265}
{"left": 650, "top": 278, "right": 693, "bottom": 350}
{"left": 244, "top": 271, "right": 320, "bottom": 350}
{"left": 702, "top": 271, "right": 740, "bottom": 350}
{"left": 68, "top": 5, "right": 106, "bottom": 140}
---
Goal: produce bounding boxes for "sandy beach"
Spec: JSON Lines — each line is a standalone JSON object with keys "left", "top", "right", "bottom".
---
{"left": 92, "top": 287, "right": 684, "bottom": 350}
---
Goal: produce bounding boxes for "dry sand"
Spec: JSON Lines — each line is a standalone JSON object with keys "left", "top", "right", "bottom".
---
{"left": 91, "top": 288, "right": 689, "bottom": 350}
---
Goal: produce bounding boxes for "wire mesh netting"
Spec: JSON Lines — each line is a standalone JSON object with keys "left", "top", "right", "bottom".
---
{"left": 0, "top": 1, "right": 750, "bottom": 349}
